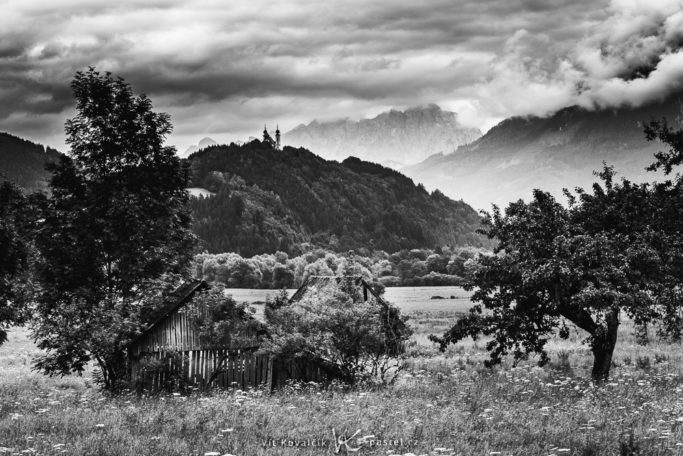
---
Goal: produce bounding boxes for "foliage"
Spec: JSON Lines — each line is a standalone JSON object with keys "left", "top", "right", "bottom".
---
{"left": 262, "top": 281, "right": 413, "bottom": 385}
{"left": 0, "top": 181, "right": 35, "bottom": 344}
{"left": 181, "top": 285, "right": 265, "bottom": 386}
{"left": 30, "top": 68, "right": 196, "bottom": 390}
{"left": 184, "top": 285, "right": 264, "bottom": 350}
{"left": 194, "top": 246, "right": 482, "bottom": 289}
{"left": 186, "top": 141, "right": 490, "bottom": 255}
{"left": 433, "top": 121, "right": 683, "bottom": 382}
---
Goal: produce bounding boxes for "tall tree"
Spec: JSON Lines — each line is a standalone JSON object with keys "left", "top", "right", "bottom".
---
{"left": 32, "top": 68, "right": 195, "bottom": 390}
{"left": 433, "top": 122, "right": 683, "bottom": 382}
{"left": 0, "top": 180, "right": 34, "bottom": 344}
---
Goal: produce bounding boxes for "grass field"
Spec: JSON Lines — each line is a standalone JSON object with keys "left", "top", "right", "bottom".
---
{"left": 3, "top": 295, "right": 683, "bottom": 455}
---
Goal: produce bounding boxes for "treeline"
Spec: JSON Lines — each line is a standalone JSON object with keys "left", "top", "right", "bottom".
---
{"left": 0, "top": 132, "right": 61, "bottom": 192}
{"left": 187, "top": 141, "right": 491, "bottom": 256}
{"left": 192, "top": 246, "right": 485, "bottom": 289}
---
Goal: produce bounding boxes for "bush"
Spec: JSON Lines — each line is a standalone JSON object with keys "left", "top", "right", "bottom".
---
{"left": 262, "top": 281, "right": 413, "bottom": 385}
{"left": 635, "top": 356, "right": 651, "bottom": 370}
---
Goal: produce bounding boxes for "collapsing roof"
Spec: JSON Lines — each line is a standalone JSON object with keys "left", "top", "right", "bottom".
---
{"left": 289, "top": 275, "right": 384, "bottom": 305}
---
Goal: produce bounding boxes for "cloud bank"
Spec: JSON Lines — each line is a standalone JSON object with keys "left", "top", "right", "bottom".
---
{"left": 0, "top": 0, "right": 681, "bottom": 153}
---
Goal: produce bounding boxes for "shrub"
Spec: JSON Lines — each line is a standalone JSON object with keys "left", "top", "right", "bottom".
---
{"left": 635, "top": 356, "right": 650, "bottom": 370}
{"left": 262, "top": 281, "right": 413, "bottom": 385}
{"left": 553, "top": 350, "right": 572, "bottom": 372}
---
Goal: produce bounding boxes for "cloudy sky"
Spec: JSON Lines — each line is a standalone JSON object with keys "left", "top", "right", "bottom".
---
{"left": 1, "top": 0, "right": 682, "bottom": 154}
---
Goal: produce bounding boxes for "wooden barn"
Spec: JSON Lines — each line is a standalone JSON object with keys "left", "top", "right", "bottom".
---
{"left": 128, "top": 280, "right": 270, "bottom": 391}
{"left": 128, "top": 275, "right": 388, "bottom": 391}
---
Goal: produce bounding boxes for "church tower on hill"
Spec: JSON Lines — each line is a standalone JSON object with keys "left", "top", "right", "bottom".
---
{"left": 262, "top": 124, "right": 281, "bottom": 150}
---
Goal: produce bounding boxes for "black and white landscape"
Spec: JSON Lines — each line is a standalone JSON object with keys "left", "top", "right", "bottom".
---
{"left": 2, "top": 1, "right": 683, "bottom": 455}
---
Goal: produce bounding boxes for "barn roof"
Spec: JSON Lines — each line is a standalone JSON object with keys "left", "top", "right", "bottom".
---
{"left": 289, "top": 275, "right": 385, "bottom": 304}
{"left": 131, "top": 279, "right": 209, "bottom": 347}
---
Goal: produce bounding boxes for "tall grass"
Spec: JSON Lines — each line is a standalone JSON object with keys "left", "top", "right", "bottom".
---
{"left": 2, "top": 313, "right": 683, "bottom": 455}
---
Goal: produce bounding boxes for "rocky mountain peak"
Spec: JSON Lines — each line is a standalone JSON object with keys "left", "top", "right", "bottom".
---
{"left": 283, "top": 105, "right": 481, "bottom": 167}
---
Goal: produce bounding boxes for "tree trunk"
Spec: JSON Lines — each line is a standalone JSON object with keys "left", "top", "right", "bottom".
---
{"left": 590, "top": 310, "right": 619, "bottom": 383}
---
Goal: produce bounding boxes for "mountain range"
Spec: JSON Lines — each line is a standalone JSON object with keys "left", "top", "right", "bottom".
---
{"left": 0, "top": 130, "right": 488, "bottom": 255}
{"left": 4, "top": 92, "right": 682, "bottom": 253}
{"left": 284, "top": 104, "right": 481, "bottom": 167}
{"left": 402, "top": 95, "right": 683, "bottom": 210}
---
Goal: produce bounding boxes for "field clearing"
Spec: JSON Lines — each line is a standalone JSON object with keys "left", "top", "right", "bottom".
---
{"left": 3, "top": 290, "right": 683, "bottom": 455}
{"left": 229, "top": 286, "right": 474, "bottom": 321}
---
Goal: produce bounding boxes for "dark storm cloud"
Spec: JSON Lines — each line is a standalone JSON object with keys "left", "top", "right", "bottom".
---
{"left": 1, "top": 0, "right": 681, "bottom": 152}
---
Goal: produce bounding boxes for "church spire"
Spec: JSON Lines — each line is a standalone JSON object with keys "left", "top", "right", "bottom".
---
{"left": 275, "top": 124, "right": 281, "bottom": 150}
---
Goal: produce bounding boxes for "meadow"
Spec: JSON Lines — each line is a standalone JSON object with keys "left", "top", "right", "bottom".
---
{"left": 2, "top": 288, "right": 683, "bottom": 455}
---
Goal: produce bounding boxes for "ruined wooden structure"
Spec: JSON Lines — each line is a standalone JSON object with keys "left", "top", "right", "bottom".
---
{"left": 128, "top": 280, "right": 271, "bottom": 390}
{"left": 128, "top": 276, "right": 379, "bottom": 391}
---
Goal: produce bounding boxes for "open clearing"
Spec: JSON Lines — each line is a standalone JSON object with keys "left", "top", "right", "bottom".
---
{"left": 2, "top": 288, "right": 683, "bottom": 455}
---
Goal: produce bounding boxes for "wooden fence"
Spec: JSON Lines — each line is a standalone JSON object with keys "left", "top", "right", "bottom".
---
{"left": 128, "top": 297, "right": 329, "bottom": 391}
{"left": 129, "top": 348, "right": 327, "bottom": 391}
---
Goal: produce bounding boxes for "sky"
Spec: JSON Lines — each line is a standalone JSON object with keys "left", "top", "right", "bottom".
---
{"left": 1, "top": 0, "right": 682, "bottom": 155}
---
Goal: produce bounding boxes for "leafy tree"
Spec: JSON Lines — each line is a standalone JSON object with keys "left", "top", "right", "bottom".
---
{"left": 31, "top": 68, "right": 196, "bottom": 390}
{"left": 272, "top": 264, "right": 294, "bottom": 288}
{"left": 0, "top": 181, "right": 35, "bottom": 344}
{"left": 263, "top": 281, "right": 412, "bottom": 385}
{"left": 184, "top": 285, "right": 265, "bottom": 386}
{"left": 433, "top": 122, "right": 683, "bottom": 382}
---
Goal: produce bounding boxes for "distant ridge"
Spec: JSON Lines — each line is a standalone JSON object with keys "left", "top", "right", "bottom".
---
{"left": 185, "top": 140, "right": 489, "bottom": 255}
{"left": 402, "top": 94, "right": 683, "bottom": 210}
{"left": 284, "top": 104, "right": 481, "bottom": 167}
{"left": 0, "top": 132, "right": 62, "bottom": 192}
{"left": 182, "top": 137, "right": 217, "bottom": 157}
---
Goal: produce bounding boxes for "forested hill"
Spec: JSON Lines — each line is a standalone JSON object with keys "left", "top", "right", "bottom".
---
{"left": 186, "top": 140, "right": 488, "bottom": 255}
{"left": 0, "top": 132, "right": 62, "bottom": 192}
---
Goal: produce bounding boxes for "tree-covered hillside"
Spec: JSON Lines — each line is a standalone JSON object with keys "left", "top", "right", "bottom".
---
{"left": 0, "top": 132, "right": 62, "bottom": 192}
{"left": 187, "top": 140, "right": 487, "bottom": 255}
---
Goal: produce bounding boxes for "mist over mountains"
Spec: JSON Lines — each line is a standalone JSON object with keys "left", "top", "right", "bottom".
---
{"left": 284, "top": 104, "right": 481, "bottom": 167}
{"left": 4, "top": 88, "right": 683, "bottom": 243}
{"left": 402, "top": 94, "right": 683, "bottom": 211}
{"left": 182, "top": 137, "right": 218, "bottom": 157}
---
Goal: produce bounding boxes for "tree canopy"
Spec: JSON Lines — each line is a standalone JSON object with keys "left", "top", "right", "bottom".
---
{"left": 31, "top": 68, "right": 196, "bottom": 390}
{"left": 433, "top": 120, "right": 683, "bottom": 382}
{"left": 262, "top": 281, "right": 413, "bottom": 385}
{"left": 0, "top": 180, "right": 34, "bottom": 344}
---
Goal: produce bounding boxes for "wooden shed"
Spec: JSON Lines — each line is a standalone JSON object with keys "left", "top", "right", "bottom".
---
{"left": 128, "top": 280, "right": 271, "bottom": 391}
{"left": 128, "top": 276, "right": 388, "bottom": 391}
